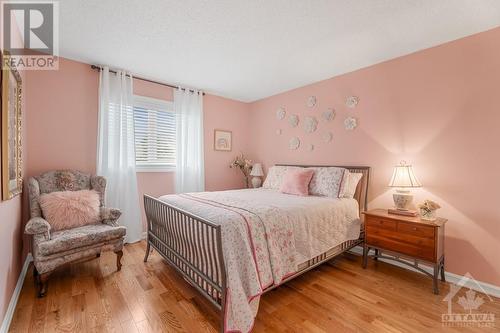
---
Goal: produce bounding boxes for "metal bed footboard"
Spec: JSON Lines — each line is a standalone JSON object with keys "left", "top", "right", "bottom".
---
{"left": 143, "top": 195, "right": 362, "bottom": 326}
{"left": 143, "top": 195, "right": 226, "bottom": 312}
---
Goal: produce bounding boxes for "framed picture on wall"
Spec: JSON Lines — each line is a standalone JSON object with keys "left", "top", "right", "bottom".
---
{"left": 214, "top": 129, "right": 232, "bottom": 151}
{"left": 1, "top": 51, "right": 23, "bottom": 200}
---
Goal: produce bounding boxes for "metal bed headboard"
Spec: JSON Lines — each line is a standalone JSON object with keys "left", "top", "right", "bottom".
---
{"left": 275, "top": 164, "right": 370, "bottom": 213}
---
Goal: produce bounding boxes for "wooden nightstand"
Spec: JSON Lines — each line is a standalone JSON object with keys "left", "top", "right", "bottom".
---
{"left": 362, "top": 209, "right": 447, "bottom": 294}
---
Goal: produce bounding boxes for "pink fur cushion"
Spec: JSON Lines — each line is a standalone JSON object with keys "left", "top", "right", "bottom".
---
{"left": 280, "top": 169, "right": 315, "bottom": 196}
{"left": 39, "top": 190, "right": 101, "bottom": 231}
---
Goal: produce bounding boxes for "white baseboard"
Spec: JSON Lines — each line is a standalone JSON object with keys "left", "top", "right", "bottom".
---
{"left": 0, "top": 254, "right": 33, "bottom": 333}
{"left": 349, "top": 246, "right": 500, "bottom": 298}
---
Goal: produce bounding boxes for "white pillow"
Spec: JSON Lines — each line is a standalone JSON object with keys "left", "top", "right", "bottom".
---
{"left": 341, "top": 172, "right": 363, "bottom": 198}
{"left": 262, "top": 165, "right": 301, "bottom": 189}
{"left": 308, "top": 167, "right": 348, "bottom": 198}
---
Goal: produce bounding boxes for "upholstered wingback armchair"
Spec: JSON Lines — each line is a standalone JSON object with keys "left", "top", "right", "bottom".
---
{"left": 25, "top": 170, "right": 126, "bottom": 297}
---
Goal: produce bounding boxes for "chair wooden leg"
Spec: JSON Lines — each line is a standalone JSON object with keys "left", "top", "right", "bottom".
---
{"left": 115, "top": 250, "right": 123, "bottom": 271}
{"left": 38, "top": 273, "right": 50, "bottom": 298}
{"left": 33, "top": 266, "right": 40, "bottom": 286}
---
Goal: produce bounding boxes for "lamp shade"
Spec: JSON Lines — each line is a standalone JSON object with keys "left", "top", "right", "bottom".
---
{"left": 388, "top": 162, "right": 422, "bottom": 188}
{"left": 250, "top": 163, "right": 264, "bottom": 177}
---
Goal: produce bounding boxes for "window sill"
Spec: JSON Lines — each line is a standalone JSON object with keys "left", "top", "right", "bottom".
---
{"left": 136, "top": 166, "right": 175, "bottom": 173}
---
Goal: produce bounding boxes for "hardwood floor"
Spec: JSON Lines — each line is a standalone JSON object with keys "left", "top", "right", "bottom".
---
{"left": 9, "top": 241, "right": 499, "bottom": 332}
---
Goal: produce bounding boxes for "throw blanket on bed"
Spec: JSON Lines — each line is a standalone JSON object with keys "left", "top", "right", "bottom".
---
{"left": 159, "top": 189, "right": 360, "bottom": 333}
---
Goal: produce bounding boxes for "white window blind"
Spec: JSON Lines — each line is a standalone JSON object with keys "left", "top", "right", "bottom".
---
{"left": 133, "top": 96, "right": 175, "bottom": 171}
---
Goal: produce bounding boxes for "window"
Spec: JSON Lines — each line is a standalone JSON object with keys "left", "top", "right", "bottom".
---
{"left": 133, "top": 96, "right": 175, "bottom": 172}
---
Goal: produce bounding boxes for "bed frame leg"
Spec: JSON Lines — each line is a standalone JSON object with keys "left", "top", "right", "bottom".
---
{"left": 220, "top": 300, "right": 225, "bottom": 333}
{"left": 144, "top": 241, "right": 151, "bottom": 262}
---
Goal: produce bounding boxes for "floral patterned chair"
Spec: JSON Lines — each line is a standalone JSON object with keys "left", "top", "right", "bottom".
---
{"left": 25, "top": 170, "right": 126, "bottom": 297}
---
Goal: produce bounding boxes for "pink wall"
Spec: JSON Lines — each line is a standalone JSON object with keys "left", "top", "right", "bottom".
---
{"left": 204, "top": 94, "right": 252, "bottom": 191}
{"left": 25, "top": 58, "right": 251, "bottom": 227}
{"left": 0, "top": 196, "right": 23, "bottom": 319}
{"left": 249, "top": 27, "right": 500, "bottom": 286}
{"left": 25, "top": 59, "right": 98, "bottom": 176}
{"left": 0, "top": 193, "right": 24, "bottom": 323}
{"left": 0, "top": 25, "right": 27, "bottom": 323}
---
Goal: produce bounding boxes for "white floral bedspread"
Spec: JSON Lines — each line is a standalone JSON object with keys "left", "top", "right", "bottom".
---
{"left": 159, "top": 188, "right": 360, "bottom": 333}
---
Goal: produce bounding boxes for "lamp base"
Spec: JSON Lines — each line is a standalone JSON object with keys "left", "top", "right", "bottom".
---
{"left": 393, "top": 191, "right": 413, "bottom": 210}
{"left": 388, "top": 208, "right": 418, "bottom": 217}
{"left": 251, "top": 177, "right": 262, "bottom": 188}
{"left": 389, "top": 190, "right": 417, "bottom": 216}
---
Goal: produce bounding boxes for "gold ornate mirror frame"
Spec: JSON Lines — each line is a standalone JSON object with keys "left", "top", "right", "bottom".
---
{"left": 1, "top": 51, "right": 23, "bottom": 200}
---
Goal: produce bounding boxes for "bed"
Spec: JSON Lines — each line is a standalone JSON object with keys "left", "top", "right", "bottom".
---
{"left": 143, "top": 165, "right": 369, "bottom": 332}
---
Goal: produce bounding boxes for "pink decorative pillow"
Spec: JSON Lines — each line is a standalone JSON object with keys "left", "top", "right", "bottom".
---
{"left": 280, "top": 169, "right": 315, "bottom": 196}
{"left": 262, "top": 165, "right": 301, "bottom": 189}
{"left": 39, "top": 190, "right": 101, "bottom": 231}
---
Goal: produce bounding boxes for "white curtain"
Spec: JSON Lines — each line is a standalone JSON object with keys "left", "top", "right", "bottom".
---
{"left": 97, "top": 67, "right": 143, "bottom": 243}
{"left": 174, "top": 88, "right": 205, "bottom": 193}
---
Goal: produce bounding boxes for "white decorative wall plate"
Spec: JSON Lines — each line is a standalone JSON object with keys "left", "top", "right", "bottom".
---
{"left": 345, "top": 96, "right": 359, "bottom": 108}
{"left": 322, "top": 108, "right": 335, "bottom": 121}
{"left": 289, "top": 137, "right": 300, "bottom": 150}
{"left": 303, "top": 116, "right": 318, "bottom": 133}
{"left": 308, "top": 144, "right": 314, "bottom": 151}
{"left": 276, "top": 107, "right": 286, "bottom": 120}
{"left": 276, "top": 129, "right": 282, "bottom": 135}
{"left": 323, "top": 132, "right": 333, "bottom": 143}
{"left": 344, "top": 117, "right": 358, "bottom": 130}
{"left": 306, "top": 96, "right": 317, "bottom": 108}
{"left": 288, "top": 114, "right": 299, "bottom": 127}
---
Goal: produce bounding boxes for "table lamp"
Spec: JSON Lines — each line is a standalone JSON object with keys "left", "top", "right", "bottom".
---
{"left": 250, "top": 163, "right": 264, "bottom": 188}
{"left": 388, "top": 161, "right": 422, "bottom": 216}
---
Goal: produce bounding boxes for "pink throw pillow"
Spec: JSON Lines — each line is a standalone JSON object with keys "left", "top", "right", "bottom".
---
{"left": 280, "top": 169, "right": 315, "bottom": 196}
{"left": 39, "top": 190, "right": 101, "bottom": 231}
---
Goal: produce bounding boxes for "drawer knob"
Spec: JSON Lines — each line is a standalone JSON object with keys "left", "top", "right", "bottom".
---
{"left": 412, "top": 227, "right": 417, "bottom": 231}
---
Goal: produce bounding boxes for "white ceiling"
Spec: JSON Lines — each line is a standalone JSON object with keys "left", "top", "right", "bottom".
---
{"left": 59, "top": 0, "right": 500, "bottom": 102}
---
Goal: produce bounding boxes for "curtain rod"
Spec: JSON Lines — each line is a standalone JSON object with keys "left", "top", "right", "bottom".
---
{"left": 90, "top": 65, "right": 205, "bottom": 95}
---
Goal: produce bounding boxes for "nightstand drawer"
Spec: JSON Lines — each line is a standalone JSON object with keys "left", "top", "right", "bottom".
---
{"left": 365, "top": 216, "right": 397, "bottom": 231}
{"left": 365, "top": 226, "right": 435, "bottom": 248}
{"left": 398, "top": 222, "right": 435, "bottom": 239}
{"left": 366, "top": 235, "right": 435, "bottom": 261}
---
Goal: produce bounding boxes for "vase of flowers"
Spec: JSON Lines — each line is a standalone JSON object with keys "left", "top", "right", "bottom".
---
{"left": 418, "top": 200, "right": 441, "bottom": 221}
{"left": 230, "top": 153, "right": 253, "bottom": 188}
